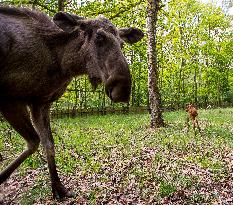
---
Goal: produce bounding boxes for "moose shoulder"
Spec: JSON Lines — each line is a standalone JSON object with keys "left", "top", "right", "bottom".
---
{"left": 0, "top": 7, "right": 144, "bottom": 198}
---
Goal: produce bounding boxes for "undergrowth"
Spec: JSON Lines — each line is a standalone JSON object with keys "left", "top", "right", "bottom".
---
{"left": 0, "top": 108, "right": 232, "bottom": 204}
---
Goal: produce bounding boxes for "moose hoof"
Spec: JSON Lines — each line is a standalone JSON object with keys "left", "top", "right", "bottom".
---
{"left": 52, "top": 183, "right": 75, "bottom": 199}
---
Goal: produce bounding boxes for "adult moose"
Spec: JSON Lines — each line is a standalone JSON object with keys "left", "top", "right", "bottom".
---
{"left": 0, "top": 7, "right": 144, "bottom": 198}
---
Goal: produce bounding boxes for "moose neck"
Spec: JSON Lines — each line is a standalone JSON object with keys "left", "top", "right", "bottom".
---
{"left": 49, "top": 30, "right": 88, "bottom": 79}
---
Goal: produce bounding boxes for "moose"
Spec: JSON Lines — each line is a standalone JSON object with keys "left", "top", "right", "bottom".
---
{"left": 185, "top": 103, "right": 201, "bottom": 134}
{"left": 0, "top": 7, "right": 144, "bottom": 198}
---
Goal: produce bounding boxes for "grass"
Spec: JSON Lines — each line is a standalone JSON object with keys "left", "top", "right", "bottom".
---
{"left": 0, "top": 108, "right": 232, "bottom": 204}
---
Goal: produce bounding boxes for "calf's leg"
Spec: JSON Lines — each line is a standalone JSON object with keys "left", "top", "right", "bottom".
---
{"left": 185, "top": 116, "right": 190, "bottom": 131}
{"left": 195, "top": 119, "right": 202, "bottom": 134}
{"left": 30, "top": 103, "right": 73, "bottom": 199}
{"left": 0, "top": 102, "right": 40, "bottom": 184}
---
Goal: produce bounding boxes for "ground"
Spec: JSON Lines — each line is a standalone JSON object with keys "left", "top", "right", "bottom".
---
{"left": 0, "top": 108, "right": 232, "bottom": 204}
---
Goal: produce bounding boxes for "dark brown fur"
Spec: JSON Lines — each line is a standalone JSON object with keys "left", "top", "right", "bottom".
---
{"left": 0, "top": 7, "right": 144, "bottom": 198}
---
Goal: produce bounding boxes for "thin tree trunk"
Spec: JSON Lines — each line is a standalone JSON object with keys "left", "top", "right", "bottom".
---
{"left": 58, "top": 0, "right": 66, "bottom": 11}
{"left": 147, "top": 0, "right": 164, "bottom": 128}
{"left": 193, "top": 65, "right": 198, "bottom": 104}
{"left": 181, "top": 58, "right": 186, "bottom": 108}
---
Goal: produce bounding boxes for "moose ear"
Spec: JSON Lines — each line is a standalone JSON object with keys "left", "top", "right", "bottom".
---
{"left": 53, "top": 12, "right": 83, "bottom": 32}
{"left": 119, "top": 28, "right": 144, "bottom": 44}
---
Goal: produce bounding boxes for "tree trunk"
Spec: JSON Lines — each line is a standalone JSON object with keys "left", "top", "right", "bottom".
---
{"left": 193, "top": 65, "right": 198, "bottom": 105}
{"left": 147, "top": 0, "right": 164, "bottom": 128}
{"left": 58, "top": 0, "right": 66, "bottom": 11}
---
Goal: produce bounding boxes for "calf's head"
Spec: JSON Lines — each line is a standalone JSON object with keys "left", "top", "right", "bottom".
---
{"left": 53, "top": 12, "right": 144, "bottom": 103}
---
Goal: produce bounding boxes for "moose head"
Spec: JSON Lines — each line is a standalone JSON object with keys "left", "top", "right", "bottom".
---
{"left": 53, "top": 12, "right": 144, "bottom": 103}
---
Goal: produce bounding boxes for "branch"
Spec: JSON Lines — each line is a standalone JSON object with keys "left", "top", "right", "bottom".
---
{"left": 0, "top": 1, "right": 11, "bottom": 4}
{"left": 109, "top": 0, "right": 145, "bottom": 20}
{"left": 29, "top": 0, "right": 57, "bottom": 13}
{"left": 86, "top": 0, "right": 145, "bottom": 19}
{"left": 0, "top": 0, "right": 57, "bottom": 13}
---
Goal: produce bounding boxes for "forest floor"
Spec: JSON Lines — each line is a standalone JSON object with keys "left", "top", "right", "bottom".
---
{"left": 0, "top": 108, "right": 232, "bottom": 205}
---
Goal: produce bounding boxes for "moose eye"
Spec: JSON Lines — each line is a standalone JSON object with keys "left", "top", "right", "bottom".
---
{"left": 95, "top": 32, "right": 105, "bottom": 44}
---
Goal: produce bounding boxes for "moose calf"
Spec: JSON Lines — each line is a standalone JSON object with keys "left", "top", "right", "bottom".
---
{"left": 185, "top": 103, "right": 201, "bottom": 134}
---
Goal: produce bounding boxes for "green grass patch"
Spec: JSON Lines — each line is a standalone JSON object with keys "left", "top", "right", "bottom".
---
{"left": 0, "top": 107, "right": 232, "bottom": 204}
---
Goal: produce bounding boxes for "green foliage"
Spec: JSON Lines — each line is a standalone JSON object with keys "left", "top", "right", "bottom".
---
{"left": 159, "top": 180, "right": 177, "bottom": 197}
{"left": 0, "top": 0, "right": 232, "bottom": 109}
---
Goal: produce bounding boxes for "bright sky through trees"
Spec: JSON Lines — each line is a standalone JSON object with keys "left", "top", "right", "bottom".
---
{"left": 201, "top": 0, "right": 233, "bottom": 14}
{"left": 201, "top": 0, "right": 221, "bottom": 6}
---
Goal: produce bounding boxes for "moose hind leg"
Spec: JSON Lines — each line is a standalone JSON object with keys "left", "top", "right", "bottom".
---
{"left": 30, "top": 104, "right": 73, "bottom": 199}
{"left": 0, "top": 102, "right": 40, "bottom": 184}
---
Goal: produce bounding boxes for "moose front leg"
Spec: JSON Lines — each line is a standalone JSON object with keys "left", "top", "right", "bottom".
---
{"left": 0, "top": 102, "right": 40, "bottom": 184}
{"left": 30, "top": 104, "right": 73, "bottom": 199}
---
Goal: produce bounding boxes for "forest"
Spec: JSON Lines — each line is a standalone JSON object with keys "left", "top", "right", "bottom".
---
{"left": 0, "top": 0, "right": 233, "bottom": 204}
{"left": 1, "top": 0, "right": 232, "bottom": 114}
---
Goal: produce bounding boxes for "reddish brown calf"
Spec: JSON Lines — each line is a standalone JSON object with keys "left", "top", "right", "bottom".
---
{"left": 185, "top": 103, "right": 201, "bottom": 134}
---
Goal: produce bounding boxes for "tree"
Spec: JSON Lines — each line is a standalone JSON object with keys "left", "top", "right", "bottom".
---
{"left": 147, "top": 0, "right": 165, "bottom": 128}
{"left": 2, "top": 0, "right": 231, "bottom": 111}
{"left": 58, "top": 0, "right": 66, "bottom": 11}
